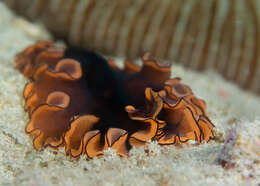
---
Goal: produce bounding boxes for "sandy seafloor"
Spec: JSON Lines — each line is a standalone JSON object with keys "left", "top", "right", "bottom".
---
{"left": 0, "top": 3, "right": 259, "bottom": 186}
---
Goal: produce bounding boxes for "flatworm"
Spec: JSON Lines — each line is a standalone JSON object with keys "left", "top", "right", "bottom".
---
{"left": 16, "top": 41, "right": 214, "bottom": 158}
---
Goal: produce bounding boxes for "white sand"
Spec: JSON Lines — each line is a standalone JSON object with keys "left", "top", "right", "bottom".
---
{"left": 0, "top": 3, "right": 259, "bottom": 186}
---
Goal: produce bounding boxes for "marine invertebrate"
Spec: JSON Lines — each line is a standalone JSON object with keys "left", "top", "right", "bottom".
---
{"left": 5, "top": 0, "right": 260, "bottom": 94}
{"left": 16, "top": 41, "right": 214, "bottom": 158}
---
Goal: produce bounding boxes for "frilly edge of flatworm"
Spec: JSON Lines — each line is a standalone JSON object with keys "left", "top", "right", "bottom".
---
{"left": 16, "top": 41, "right": 215, "bottom": 158}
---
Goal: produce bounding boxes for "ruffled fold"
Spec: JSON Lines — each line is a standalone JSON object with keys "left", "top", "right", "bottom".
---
{"left": 16, "top": 41, "right": 64, "bottom": 79}
{"left": 157, "top": 78, "right": 214, "bottom": 144}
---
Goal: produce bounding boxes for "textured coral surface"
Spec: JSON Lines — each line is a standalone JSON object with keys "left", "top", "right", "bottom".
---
{"left": 4, "top": 0, "right": 260, "bottom": 94}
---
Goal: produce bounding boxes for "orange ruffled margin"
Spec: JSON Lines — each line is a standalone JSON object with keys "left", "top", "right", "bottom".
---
{"left": 16, "top": 41, "right": 214, "bottom": 158}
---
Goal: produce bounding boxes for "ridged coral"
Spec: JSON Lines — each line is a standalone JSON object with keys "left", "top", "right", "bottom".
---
{"left": 5, "top": 0, "right": 260, "bottom": 94}
{"left": 16, "top": 41, "right": 214, "bottom": 158}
